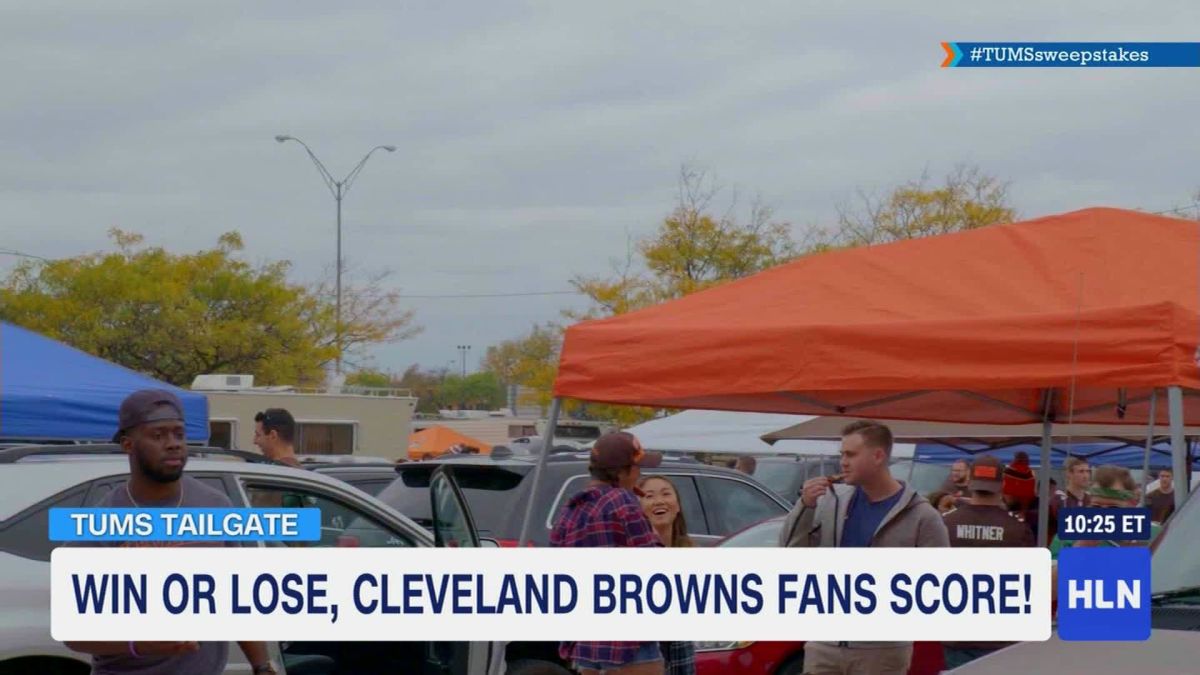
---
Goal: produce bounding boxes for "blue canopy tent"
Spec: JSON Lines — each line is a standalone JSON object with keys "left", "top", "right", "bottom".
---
{"left": 0, "top": 322, "right": 208, "bottom": 443}
{"left": 912, "top": 438, "right": 1200, "bottom": 471}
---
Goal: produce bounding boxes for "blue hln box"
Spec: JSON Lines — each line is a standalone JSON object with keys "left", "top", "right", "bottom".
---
{"left": 1057, "top": 547, "right": 1150, "bottom": 641}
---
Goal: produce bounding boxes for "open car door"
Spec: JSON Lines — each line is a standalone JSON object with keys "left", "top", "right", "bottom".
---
{"left": 429, "top": 465, "right": 505, "bottom": 674}
{"left": 430, "top": 464, "right": 482, "bottom": 548}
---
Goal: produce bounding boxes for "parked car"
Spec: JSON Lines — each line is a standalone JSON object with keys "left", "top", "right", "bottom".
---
{"left": 379, "top": 451, "right": 792, "bottom": 547}
{"left": 299, "top": 455, "right": 401, "bottom": 497}
{"left": 0, "top": 444, "right": 500, "bottom": 675}
{"left": 701, "top": 516, "right": 946, "bottom": 675}
{"left": 751, "top": 456, "right": 842, "bottom": 503}
{"left": 373, "top": 451, "right": 792, "bottom": 672}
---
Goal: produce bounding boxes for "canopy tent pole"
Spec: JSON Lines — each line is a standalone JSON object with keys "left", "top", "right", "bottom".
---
{"left": 1037, "top": 418, "right": 1053, "bottom": 548}
{"left": 1141, "top": 390, "right": 1157, "bottom": 505}
{"left": 1169, "top": 386, "right": 1190, "bottom": 513}
{"left": 517, "top": 398, "right": 562, "bottom": 547}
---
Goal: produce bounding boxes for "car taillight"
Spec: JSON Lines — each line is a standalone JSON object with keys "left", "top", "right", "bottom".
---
{"left": 336, "top": 535, "right": 360, "bottom": 547}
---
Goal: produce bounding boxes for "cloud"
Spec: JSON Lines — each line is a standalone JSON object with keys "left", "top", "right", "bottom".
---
{"left": 3, "top": 0, "right": 1200, "bottom": 373}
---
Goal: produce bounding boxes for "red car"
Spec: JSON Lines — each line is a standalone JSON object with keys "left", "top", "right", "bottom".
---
{"left": 698, "top": 517, "right": 945, "bottom": 675}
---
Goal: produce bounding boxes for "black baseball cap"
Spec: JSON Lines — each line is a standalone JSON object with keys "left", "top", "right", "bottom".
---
{"left": 114, "top": 389, "right": 185, "bottom": 440}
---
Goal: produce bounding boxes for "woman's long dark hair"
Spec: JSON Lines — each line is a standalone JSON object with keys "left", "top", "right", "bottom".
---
{"left": 638, "top": 475, "right": 694, "bottom": 548}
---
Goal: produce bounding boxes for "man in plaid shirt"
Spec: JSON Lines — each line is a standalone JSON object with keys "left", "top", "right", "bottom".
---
{"left": 551, "top": 431, "right": 665, "bottom": 675}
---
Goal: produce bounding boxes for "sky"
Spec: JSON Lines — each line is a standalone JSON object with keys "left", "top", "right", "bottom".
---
{"left": 3, "top": 1, "right": 1199, "bottom": 375}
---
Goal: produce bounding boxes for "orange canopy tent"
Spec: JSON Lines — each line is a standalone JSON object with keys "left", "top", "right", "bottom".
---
{"left": 408, "top": 425, "right": 492, "bottom": 460}
{"left": 516, "top": 208, "right": 1200, "bottom": 545}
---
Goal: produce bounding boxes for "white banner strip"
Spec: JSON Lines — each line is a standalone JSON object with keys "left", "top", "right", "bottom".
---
{"left": 51, "top": 547, "right": 1051, "bottom": 642}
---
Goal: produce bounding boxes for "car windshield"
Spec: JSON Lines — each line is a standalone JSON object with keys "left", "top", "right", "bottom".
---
{"left": 719, "top": 518, "right": 783, "bottom": 547}
{"left": 753, "top": 461, "right": 803, "bottom": 499}
{"left": 890, "top": 461, "right": 950, "bottom": 496}
{"left": 1151, "top": 491, "right": 1200, "bottom": 597}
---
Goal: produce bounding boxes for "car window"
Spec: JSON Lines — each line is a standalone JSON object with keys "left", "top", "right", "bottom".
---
{"left": 548, "top": 473, "right": 710, "bottom": 537}
{"left": 241, "top": 481, "right": 415, "bottom": 548}
{"left": 754, "top": 461, "right": 804, "bottom": 500}
{"left": 695, "top": 476, "right": 786, "bottom": 536}
{"left": 430, "top": 469, "right": 480, "bottom": 548}
{"left": 1151, "top": 482, "right": 1200, "bottom": 595}
{"left": 657, "top": 475, "right": 708, "bottom": 536}
{"left": 346, "top": 478, "right": 393, "bottom": 497}
{"left": 0, "top": 485, "right": 88, "bottom": 561}
{"left": 378, "top": 465, "right": 527, "bottom": 539}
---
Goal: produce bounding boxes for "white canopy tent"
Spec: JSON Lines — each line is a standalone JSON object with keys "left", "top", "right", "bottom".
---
{"left": 762, "top": 417, "right": 1200, "bottom": 445}
{"left": 626, "top": 410, "right": 915, "bottom": 458}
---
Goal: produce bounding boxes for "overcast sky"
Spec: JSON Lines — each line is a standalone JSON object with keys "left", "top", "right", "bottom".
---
{"left": 3, "top": 1, "right": 1199, "bottom": 375}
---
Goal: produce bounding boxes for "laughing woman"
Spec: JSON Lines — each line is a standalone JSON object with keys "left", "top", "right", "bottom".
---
{"left": 639, "top": 476, "right": 696, "bottom": 675}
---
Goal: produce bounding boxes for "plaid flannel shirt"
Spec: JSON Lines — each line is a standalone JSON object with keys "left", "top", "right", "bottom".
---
{"left": 551, "top": 484, "right": 662, "bottom": 667}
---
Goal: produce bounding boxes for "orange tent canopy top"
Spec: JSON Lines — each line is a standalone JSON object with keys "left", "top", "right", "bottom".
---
{"left": 554, "top": 207, "right": 1200, "bottom": 426}
{"left": 408, "top": 425, "right": 493, "bottom": 459}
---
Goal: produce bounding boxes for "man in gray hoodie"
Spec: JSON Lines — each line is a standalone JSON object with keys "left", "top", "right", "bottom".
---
{"left": 778, "top": 419, "right": 949, "bottom": 675}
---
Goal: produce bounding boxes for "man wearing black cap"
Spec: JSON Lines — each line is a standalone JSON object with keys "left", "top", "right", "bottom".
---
{"left": 64, "top": 389, "right": 278, "bottom": 675}
{"left": 940, "top": 454, "right": 1033, "bottom": 668}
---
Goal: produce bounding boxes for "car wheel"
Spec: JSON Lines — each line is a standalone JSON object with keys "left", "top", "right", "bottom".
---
{"left": 507, "top": 658, "right": 573, "bottom": 675}
{"left": 775, "top": 653, "right": 805, "bottom": 675}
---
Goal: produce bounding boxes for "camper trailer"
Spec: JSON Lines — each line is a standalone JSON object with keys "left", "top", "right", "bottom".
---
{"left": 192, "top": 375, "right": 417, "bottom": 461}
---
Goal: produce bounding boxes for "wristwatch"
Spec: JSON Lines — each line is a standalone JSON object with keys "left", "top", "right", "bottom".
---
{"left": 252, "top": 663, "right": 279, "bottom": 674}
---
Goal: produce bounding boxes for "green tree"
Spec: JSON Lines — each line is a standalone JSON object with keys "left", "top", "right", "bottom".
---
{"left": 344, "top": 369, "right": 395, "bottom": 389}
{"left": 0, "top": 230, "right": 418, "bottom": 385}
{"left": 441, "top": 372, "right": 506, "bottom": 410}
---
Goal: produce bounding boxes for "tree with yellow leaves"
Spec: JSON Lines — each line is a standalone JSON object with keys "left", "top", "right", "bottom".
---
{"left": 0, "top": 229, "right": 418, "bottom": 385}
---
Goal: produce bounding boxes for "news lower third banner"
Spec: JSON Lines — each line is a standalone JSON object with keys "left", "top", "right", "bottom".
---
{"left": 941, "top": 42, "right": 1200, "bottom": 68}
{"left": 51, "top": 548, "right": 1051, "bottom": 642}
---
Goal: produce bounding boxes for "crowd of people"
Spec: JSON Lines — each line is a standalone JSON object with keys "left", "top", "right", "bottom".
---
{"left": 550, "top": 420, "right": 1179, "bottom": 675}
{"left": 67, "top": 393, "right": 1179, "bottom": 675}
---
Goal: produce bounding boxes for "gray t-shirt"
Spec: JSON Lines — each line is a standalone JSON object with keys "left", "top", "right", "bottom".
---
{"left": 89, "top": 475, "right": 233, "bottom": 675}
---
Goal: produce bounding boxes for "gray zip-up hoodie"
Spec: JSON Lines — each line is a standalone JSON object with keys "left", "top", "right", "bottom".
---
{"left": 777, "top": 482, "right": 950, "bottom": 649}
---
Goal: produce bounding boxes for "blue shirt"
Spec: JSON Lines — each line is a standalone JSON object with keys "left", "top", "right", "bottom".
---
{"left": 840, "top": 485, "right": 904, "bottom": 547}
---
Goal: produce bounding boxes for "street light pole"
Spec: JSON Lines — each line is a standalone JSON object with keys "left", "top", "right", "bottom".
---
{"left": 457, "top": 345, "right": 472, "bottom": 378}
{"left": 275, "top": 135, "right": 396, "bottom": 374}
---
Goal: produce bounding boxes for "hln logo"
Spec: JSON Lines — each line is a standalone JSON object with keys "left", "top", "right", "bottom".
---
{"left": 1057, "top": 547, "right": 1150, "bottom": 641}
{"left": 1067, "top": 579, "right": 1141, "bottom": 609}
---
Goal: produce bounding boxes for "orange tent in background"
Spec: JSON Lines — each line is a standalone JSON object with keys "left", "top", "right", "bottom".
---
{"left": 408, "top": 425, "right": 492, "bottom": 460}
{"left": 554, "top": 207, "right": 1200, "bottom": 427}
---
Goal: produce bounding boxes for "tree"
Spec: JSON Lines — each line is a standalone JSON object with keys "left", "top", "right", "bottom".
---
{"left": 570, "top": 166, "right": 796, "bottom": 319}
{"left": 395, "top": 365, "right": 449, "bottom": 414}
{"left": 441, "top": 372, "right": 506, "bottom": 410}
{"left": 0, "top": 229, "right": 418, "bottom": 385}
{"left": 483, "top": 323, "right": 562, "bottom": 413}
{"left": 344, "top": 369, "right": 394, "bottom": 389}
{"left": 805, "top": 164, "right": 1017, "bottom": 251}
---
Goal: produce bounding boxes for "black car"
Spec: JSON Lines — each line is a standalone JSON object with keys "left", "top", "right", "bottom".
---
{"left": 377, "top": 451, "right": 792, "bottom": 547}
{"left": 302, "top": 457, "right": 400, "bottom": 497}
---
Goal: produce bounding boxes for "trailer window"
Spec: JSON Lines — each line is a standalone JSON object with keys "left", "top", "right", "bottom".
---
{"left": 208, "top": 420, "right": 236, "bottom": 449}
{"left": 298, "top": 422, "right": 355, "bottom": 455}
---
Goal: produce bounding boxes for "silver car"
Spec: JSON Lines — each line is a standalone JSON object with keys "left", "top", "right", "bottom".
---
{"left": 0, "top": 445, "right": 501, "bottom": 675}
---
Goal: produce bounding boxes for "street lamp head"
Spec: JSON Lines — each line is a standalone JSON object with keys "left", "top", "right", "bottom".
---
{"left": 275, "top": 135, "right": 293, "bottom": 143}
{"left": 382, "top": 145, "right": 397, "bottom": 152}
